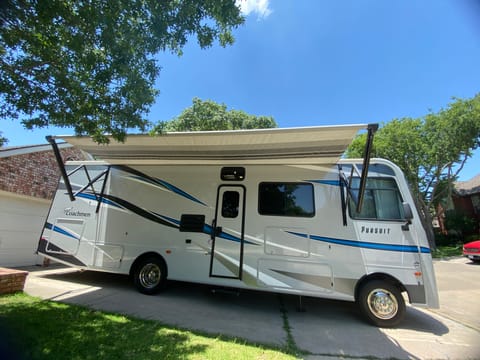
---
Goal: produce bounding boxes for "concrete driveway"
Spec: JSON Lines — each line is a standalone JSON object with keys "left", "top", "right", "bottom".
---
{"left": 21, "top": 257, "right": 480, "bottom": 359}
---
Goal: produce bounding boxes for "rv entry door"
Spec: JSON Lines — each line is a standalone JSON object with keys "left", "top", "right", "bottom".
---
{"left": 209, "top": 185, "right": 245, "bottom": 279}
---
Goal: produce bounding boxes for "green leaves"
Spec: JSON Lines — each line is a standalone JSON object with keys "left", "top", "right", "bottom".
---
{"left": 151, "top": 97, "right": 277, "bottom": 133}
{"left": 0, "top": 131, "right": 7, "bottom": 146}
{"left": 346, "top": 93, "right": 480, "bottom": 216}
{"left": 0, "top": 0, "right": 244, "bottom": 143}
{"left": 345, "top": 95, "right": 480, "bottom": 247}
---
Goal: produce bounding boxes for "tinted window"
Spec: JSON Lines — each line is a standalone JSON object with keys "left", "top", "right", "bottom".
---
{"left": 349, "top": 178, "right": 404, "bottom": 220}
{"left": 259, "top": 183, "right": 314, "bottom": 217}
{"left": 222, "top": 191, "right": 240, "bottom": 218}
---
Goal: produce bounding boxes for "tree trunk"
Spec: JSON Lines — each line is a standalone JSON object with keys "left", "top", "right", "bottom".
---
{"left": 413, "top": 197, "right": 437, "bottom": 250}
{"left": 421, "top": 205, "right": 437, "bottom": 250}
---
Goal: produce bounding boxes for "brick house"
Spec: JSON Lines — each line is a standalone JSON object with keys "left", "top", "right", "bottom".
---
{"left": 0, "top": 143, "right": 88, "bottom": 266}
{"left": 453, "top": 174, "right": 480, "bottom": 237}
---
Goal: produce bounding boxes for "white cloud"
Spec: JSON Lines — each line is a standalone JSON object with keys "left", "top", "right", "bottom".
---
{"left": 236, "top": 0, "right": 272, "bottom": 19}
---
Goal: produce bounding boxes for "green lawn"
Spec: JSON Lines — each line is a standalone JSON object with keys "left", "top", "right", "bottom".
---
{"left": 0, "top": 293, "right": 297, "bottom": 360}
{"left": 431, "top": 245, "right": 463, "bottom": 259}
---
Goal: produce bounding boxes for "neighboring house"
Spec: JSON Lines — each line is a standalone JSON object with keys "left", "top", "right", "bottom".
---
{"left": 0, "top": 143, "right": 88, "bottom": 267}
{"left": 453, "top": 174, "right": 480, "bottom": 236}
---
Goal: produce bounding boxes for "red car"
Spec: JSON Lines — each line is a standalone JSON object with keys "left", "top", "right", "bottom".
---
{"left": 463, "top": 240, "right": 480, "bottom": 263}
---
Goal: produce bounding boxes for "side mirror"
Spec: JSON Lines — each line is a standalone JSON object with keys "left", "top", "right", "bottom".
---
{"left": 403, "top": 202, "right": 413, "bottom": 221}
{"left": 402, "top": 202, "right": 413, "bottom": 231}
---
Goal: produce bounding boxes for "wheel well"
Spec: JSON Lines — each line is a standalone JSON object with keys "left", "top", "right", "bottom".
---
{"left": 129, "top": 252, "right": 167, "bottom": 278}
{"left": 355, "top": 273, "right": 406, "bottom": 302}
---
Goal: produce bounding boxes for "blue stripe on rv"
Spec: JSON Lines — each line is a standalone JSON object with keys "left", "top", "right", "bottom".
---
{"left": 152, "top": 212, "right": 256, "bottom": 245}
{"left": 45, "top": 222, "right": 79, "bottom": 240}
{"left": 129, "top": 175, "right": 207, "bottom": 206}
{"left": 307, "top": 179, "right": 340, "bottom": 186}
{"left": 154, "top": 178, "right": 207, "bottom": 206}
{"left": 286, "top": 231, "right": 430, "bottom": 254}
{"left": 76, "top": 192, "right": 124, "bottom": 208}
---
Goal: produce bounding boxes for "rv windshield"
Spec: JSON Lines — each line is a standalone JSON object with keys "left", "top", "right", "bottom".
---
{"left": 348, "top": 177, "right": 404, "bottom": 221}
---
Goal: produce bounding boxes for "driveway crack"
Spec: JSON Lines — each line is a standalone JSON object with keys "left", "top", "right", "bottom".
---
{"left": 278, "top": 295, "right": 305, "bottom": 357}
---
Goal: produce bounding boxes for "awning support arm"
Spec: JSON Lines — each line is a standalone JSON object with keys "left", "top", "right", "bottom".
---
{"left": 356, "top": 123, "right": 378, "bottom": 213}
{"left": 338, "top": 166, "right": 348, "bottom": 226}
{"left": 46, "top": 136, "right": 75, "bottom": 202}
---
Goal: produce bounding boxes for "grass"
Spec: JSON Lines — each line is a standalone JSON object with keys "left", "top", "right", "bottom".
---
{"left": 431, "top": 244, "right": 463, "bottom": 259}
{"left": 0, "top": 293, "right": 297, "bottom": 360}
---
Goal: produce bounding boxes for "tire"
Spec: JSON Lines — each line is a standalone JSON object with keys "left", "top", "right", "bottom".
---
{"left": 132, "top": 256, "right": 167, "bottom": 295}
{"left": 358, "top": 280, "right": 405, "bottom": 327}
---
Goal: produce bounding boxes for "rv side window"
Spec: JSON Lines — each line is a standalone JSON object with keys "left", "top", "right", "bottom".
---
{"left": 258, "top": 182, "right": 315, "bottom": 217}
{"left": 349, "top": 178, "right": 404, "bottom": 221}
{"left": 222, "top": 191, "right": 240, "bottom": 218}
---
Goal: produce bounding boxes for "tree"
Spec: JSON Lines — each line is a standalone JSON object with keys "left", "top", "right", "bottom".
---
{"left": 0, "top": 131, "right": 7, "bottom": 146}
{"left": 0, "top": 0, "right": 244, "bottom": 143}
{"left": 151, "top": 97, "right": 277, "bottom": 132}
{"left": 346, "top": 94, "right": 480, "bottom": 247}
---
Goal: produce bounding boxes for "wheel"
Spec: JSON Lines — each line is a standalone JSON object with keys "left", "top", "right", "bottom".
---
{"left": 358, "top": 280, "right": 405, "bottom": 327}
{"left": 132, "top": 256, "right": 167, "bottom": 295}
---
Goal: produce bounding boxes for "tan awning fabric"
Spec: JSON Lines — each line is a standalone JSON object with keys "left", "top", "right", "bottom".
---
{"left": 57, "top": 124, "right": 367, "bottom": 165}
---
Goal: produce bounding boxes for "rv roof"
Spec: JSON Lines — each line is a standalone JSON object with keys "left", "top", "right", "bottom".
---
{"left": 56, "top": 124, "right": 367, "bottom": 165}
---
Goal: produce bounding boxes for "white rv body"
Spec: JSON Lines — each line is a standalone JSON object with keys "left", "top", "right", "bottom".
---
{"left": 38, "top": 126, "right": 439, "bottom": 326}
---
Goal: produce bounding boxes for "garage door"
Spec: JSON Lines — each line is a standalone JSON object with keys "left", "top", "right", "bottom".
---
{"left": 0, "top": 191, "right": 49, "bottom": 267}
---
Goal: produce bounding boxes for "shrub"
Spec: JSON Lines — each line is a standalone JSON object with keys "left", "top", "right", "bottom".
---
{"left": 444, "top": 209, "right": 476, "bottom": 242}
{"left": 434, "top": 231, "right": 460, "bottom": 247}
{"left": 465, "top": 234, "right": 480, "bottom": 243}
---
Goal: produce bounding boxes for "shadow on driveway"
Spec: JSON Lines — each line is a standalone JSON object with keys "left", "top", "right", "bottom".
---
{"left": 23, "top": 266, "right": 460, "bottom": 359}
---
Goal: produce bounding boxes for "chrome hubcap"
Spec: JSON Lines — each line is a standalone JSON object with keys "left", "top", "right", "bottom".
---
{"left": 139, "top": 263, "right": 161, "bottom": 289}
{"left": 367, "top": 288, "right": 398, "bottom": 320}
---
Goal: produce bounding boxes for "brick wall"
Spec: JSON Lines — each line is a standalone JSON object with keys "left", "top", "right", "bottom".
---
{"left": 0, "top": 267, "right": 28, "bottom": 294}
{"left": 0, "top": 147, "right": 87, "bottom": 200}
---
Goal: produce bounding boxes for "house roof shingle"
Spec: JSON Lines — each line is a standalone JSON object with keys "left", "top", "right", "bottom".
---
{"left": 455, "top": 174, "right": 480, "bottom": 196}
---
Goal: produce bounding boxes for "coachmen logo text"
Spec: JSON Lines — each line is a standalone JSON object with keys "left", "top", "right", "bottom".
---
{"left": 64, "top": 207, "right": 92, "bottom": 217}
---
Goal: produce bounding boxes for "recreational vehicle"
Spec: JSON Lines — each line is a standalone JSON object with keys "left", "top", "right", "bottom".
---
{"left": 38, "top": 124, "right": 439, "bottom": 327}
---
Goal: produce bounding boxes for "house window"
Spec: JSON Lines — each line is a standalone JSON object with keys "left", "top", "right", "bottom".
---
{"left": 349, "top": 178, "right": 404, "bottom": 221}
{"left": 258, "top": 182, "right": 315, "bottom": 217}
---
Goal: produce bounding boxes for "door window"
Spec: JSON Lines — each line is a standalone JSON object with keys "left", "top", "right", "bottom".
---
{"left": 222, "top": 191, "right": 240, "bottom": 218}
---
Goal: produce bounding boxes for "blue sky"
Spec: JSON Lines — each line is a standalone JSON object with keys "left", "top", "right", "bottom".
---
{"left": 2, "top": 0, "right": 479, "bottom": 180}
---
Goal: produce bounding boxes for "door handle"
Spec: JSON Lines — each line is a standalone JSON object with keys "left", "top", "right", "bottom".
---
{"left": 210, "top": 220, "right": 222, "bottom": 240}
{"left": 210, "top": 220, "right": 216, "bottom": 240}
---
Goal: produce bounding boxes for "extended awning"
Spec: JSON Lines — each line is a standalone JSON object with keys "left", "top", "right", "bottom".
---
{"left": 53, "top": 124, "right": 368, "bottom": 165}
{"left": 47, "top": 124, "right": 378, "bottom": 212}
